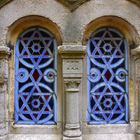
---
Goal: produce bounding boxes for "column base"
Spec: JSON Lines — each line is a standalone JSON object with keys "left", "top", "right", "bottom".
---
{"left": 136, "top": 133, "right": 140, "bottom": 140}
{"left": 63, "top": 136, "right": 82, "bottom": 140}
{"left": 136, "top": 126, "right": 140, "bottom": 140}
{"left": 63, "top": 128, "right": 82, "bottom": 138}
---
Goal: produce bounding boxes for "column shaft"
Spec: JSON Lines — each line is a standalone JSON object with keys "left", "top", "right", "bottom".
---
{"left": 63, "top": 80, "right": 81, "bottom": 138}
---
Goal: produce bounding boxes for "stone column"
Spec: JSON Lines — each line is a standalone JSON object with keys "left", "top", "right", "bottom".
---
{"left": 0, "top": 46, "right": 10, "bottom": 140}
{"left": 131, "top": 46, "right": 140, "bottom": 140}
{"left": 59, "top": 45, "right": 86, "bottom": 140}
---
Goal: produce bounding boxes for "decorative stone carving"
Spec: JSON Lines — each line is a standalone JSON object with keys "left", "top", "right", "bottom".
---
{"left": 0, "top": 46, "right": 10, "bottom": 55}
{"left": 57, "top": 0, "right": 89, "bottom": 11}
{"left": 131, "top": 45, "right": 140, "bottom": 56}
{"left": 135, "top": 37, "right": 140, "bottom": 46}
{"left": 58, "top": 45, "right": 86, "bottom": 59}
{"left": 64, "top": 79, "right": 80, "bottom": 93}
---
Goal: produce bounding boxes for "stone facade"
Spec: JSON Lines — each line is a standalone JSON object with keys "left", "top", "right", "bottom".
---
{"left": 0, "top": 0, "right": 140, "bottom": 140}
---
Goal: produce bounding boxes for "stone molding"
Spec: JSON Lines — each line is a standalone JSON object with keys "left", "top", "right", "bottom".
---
{"left": 65, "top": 123, "right": 80, "bottom": 129}
{"left": 1, "top": 0, "right": 140, "bottom": 11}
{"left": 63, "top": 129, "right": 82, "bottom": 137}
{"left": 58, "top": 45, "right": 86, "bottom": 58}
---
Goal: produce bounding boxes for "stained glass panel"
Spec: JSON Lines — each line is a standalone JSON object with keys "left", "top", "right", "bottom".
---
{"left": 87, "top": 28, "right": 128, "bottom": 124}
{"left": 15, "top": 27, "right": 57, "bottom": 124}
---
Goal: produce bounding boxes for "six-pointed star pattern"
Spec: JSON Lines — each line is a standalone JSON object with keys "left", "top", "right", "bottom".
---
{"left": 15, "top": 27, "right": 57, "bottom": 124}
{"left": 87, "top": 28, "right": 128, "bottom": 124}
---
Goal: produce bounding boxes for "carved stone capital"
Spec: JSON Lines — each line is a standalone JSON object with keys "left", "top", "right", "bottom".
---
{"left": 135, "top": 37, "right": 140, "bottom": 46}
{"left": 58, "top": 44, "right": 86, "bottom": 59}
{"left": 0, "top": 46, "right": 10, "bottom": 59}
{"left": 0, "top": 46, "right": 10, "bottom": 84}
{"left": 131, "top": 45, "right": 140, "bottom": 59}
{"left": 64, "top": 79, "right": 81, "bottom": 93}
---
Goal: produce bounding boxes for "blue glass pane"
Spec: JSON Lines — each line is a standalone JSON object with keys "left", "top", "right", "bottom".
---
{"left": 15, "top": 27, "right": 57, "bottom": 124}
{"left": 87, "top": 28, "right": 128, "bottom": 124}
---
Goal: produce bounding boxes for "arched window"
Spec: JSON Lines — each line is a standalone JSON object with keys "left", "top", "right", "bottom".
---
{"left": 87, "top": 27, "right": 128, "bottom": 124}
{"left": 15, "top": 27, "right": 57, "bottom": 125}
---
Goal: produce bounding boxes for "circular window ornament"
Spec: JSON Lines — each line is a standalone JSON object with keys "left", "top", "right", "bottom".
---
{"left": 44, "top": 69, "right": 56, "bottom": 83}
{"left": 89, "top": 68, "right": 101, "bottom": 83}
{"left": 17, "top": 68, "right": 29, "bottom": 83}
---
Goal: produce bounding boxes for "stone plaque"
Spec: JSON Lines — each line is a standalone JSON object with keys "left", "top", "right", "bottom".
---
{"left": 63, "top": 59, "right": 82, "bottom": 75}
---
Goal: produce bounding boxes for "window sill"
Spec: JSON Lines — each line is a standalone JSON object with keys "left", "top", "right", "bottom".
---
{"left": 9, "top": 121, "right": 62, "bottom": 134}
{"left": 82, "top": 121, "right": 137, "bottom": 134}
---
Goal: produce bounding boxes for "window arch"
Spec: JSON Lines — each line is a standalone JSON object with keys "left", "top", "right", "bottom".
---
{"left": 14, "top": 27, "right": 57, "bottom": 125}
{"left": 87, "top": 27, "right": 128, "bottom": 124}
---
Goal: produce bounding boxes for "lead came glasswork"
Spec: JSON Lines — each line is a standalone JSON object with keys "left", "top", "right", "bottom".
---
{"left": 87, "top": 28, "right": 128, "bottom": 124}
{"left": 15, "top": 27, "right": 57, "bottom": 124}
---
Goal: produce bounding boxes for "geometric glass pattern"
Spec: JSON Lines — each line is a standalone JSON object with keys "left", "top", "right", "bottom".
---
{"left": 87, "top": 27, "right": 128, "bottom": 124}
{"left": 15, "top": 27, "right": 57, "bottom": 124}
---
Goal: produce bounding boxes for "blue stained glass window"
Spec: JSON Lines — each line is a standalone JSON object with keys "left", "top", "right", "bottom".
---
{"left": 15, "top": 27, "right": 57, "bottom": 125}
{"left": 87, "top": 27, "right": 128, "bottom": 124}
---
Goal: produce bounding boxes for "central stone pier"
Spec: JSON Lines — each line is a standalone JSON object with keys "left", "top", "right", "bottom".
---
{"left": 59, "top": 44, "right": 86, "bottom": 140}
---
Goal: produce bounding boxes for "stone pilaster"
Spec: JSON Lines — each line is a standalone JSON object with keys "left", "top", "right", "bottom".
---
{"left": 58, "top": 45, "right": 86, "bottom": 140}
{"left": 0, "top": 46, "right": 10, "bottom": 140}
{"left": 131, "top": 46, "right": 140, "bottom": 140}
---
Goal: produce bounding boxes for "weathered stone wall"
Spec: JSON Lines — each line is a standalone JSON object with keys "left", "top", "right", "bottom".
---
{"left": 0, "top": 0, "right": 140, "bottom": 140}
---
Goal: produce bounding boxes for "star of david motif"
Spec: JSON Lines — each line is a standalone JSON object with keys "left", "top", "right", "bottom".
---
{"left": 88, "top": 28, "right": 128, "bottom": 124}
{"left": 15, "top": 27, "right": 57, "bottom": 124}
